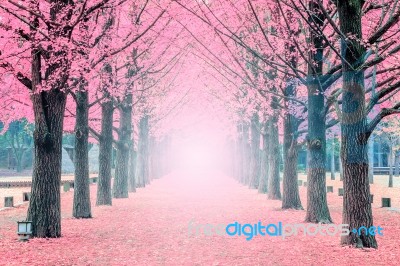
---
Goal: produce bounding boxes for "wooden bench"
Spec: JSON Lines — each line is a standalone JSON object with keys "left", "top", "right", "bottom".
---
{"left": 0, "top": 180, "right": 74, "bottom": 188}
{"left": 373, "top": 167, "right": 396, "bottom": 175}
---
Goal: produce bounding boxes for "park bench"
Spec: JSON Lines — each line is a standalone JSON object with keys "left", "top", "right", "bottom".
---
{"left": 373, "top": 167, "right": 397, "bottom": 175}
{"left": 0, "top": 180, "right": 75, "bottom": 188}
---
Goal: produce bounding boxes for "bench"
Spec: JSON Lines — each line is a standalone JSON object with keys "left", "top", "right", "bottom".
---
{"left": 373, "top": 167, "right": 397, "bottom": 175}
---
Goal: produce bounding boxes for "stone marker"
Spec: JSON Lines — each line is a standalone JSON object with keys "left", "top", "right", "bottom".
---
{"left": 4, "top": 197, "right": 13, "bottom": 207}
{"left": 63, "top": 182, "right": 70, "bottom": 192}
{"left": 327, "top": 186, "right": 333, "bottom": 193}
{"left": 338, "top": 188, "right": 344, "bottom": 196}
{"left": 23, "top": 192, "right": 31, "bottom": 201}
{"left": 382, "top": 198, "right": 391, "bottom": 207}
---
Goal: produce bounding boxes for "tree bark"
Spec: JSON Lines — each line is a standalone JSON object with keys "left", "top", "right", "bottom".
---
{"left": 330, "top": 138, "right": 336, "bottom": 180}
{"left": 338, "top": 0, "right": 377, "bottom": 248}
{"left": 16, "top": 151, "right": 24, "bottom": 173}
{"left": 388, "top": 143, "right": 393, "bottom": 187}
{"left": 73, "top": 90, "right": 92, "bottom": 218}
{"left": 96, "top": 99, "right": 114, "bottom": 205}
{"left": 128, "top": 142, "right": 137, "bottom": 192}
{"left": 395, "top": 150, "right": 399, "bottom": 177}
{"left": 305, "top": 0, "right": 332, "bottom": 224}
{"left": 339, "top": 153, "right": 344, "bottom": 181}
{"left": 249, "top": 113, "right": 260, "bottom": 189}
{"left": 377, "top": 141, "right": 382, "bottom": 167}
{"left": 149, "top": 136, "right": 157, "bottom": 180}
{"left": 268, "top": 104, "right": 281, "bottom": 200}
{"left": 368, "top": 136, "right": 374, "bottom": 183}
{"left": 258, "top": 121, "right": 270, "bottom": 194}
{"left": 27, "top": 21, "right": 69, "bottom": 236}
{"left": 27, "top": 90, "right": 67, "bottom": 237}
{"left": 305, "top": 128, "right": 332, "bottom": 222}
{"left": 136, "top": 115, "right": 149, "bottom": 187}
{"left": 282, "top": 101, "right": 302, "bottom": 209}
{"left": 113, "top": 93, "right": 132, "bottom": 198}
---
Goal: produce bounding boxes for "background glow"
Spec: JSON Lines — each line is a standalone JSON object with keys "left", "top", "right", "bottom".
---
{"left": 170, "top": 128, "right": 229, "bottom": 177}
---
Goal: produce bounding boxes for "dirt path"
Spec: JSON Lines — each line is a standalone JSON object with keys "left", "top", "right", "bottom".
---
{"left": 0, "top": 171, "right": 399, "bottom": 265}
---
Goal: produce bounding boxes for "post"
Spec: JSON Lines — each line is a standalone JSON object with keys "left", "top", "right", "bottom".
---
{"left": 4, "top": 197, "right": 14, "bottom": 207}
{"left": 63, "top": 182, "right": 71, "bottom": 192}
{"left": 368, "top": 135, "right": 374, "bottom": 183}
{"left": 330, "top": 137, "right": 335, "bottom": 180}
{"left": 23, "top": 192, "right": 31, "bottom": 201}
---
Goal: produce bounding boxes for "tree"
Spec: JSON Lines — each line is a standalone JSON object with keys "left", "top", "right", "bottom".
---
{"left": 0, "top": 0, "right": 149, "bottom": 237}
{"left": 113, "top": 89, "right": 133, "bottom": 198}
{"left": 335, "top": 0, "right": 400, "bottom": 248}
{"left": 73, "top": 89, "right": 92, "bottom": 218}
{"left": 258, "top": 118, "right": 269, "bottom": 194}
{"left": 248, "top": 112, "right": 260, "bottom": 189}
{"left": 136, "top": 114, "right": 150, "bottom": 187}
{"left": 4, "top": 120, "right": 33, "bottom": 172}
{"left": 1, "top": 0, "right": 82, "bottom": 237}
{"left": 267, "top": 93, "right": 281, "bottom": 200}
{"left": 303, "top": 0, "right": 332, "bottom": 223}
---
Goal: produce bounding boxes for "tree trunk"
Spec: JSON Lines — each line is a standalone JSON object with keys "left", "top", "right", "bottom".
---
{"left": 258, "top": 122, "right": 269, "bottom": 194}
{"left": 377, "top": 141, "right": 382, "bottom": 167}
{"left": 282, "top": 103, "right": 302, "bottom": 209}
{"left": 19, "top": 150, "right": 26, "bottom": 173}
{"left": 96, "top": 99, "right": 114, "bottom": 205}
{"left": 339, "top": 149, "right": 344, "bottom": 181}
{"left": 16, "top": 154, "right": 24, "bottom": 173}
{"left": 27, "top": 90, "right": 67, "bottom": 237}
{"left": 237, "top": 124, "right": 246, "bottom": 183}
{"left": 305, "top": 0, "right": 331, "bottom": 224}
{"left": 136, "top": 115, "right": 149, "bottom": 187}
{"left": 148, "top": 137, "right": 156, "bottom": 180}
{"left": 242, "top": 123, "right": 250, "bottom": 185}
{"left": 144, "top": 118, "right": 150, "bottom": 185}
{"left": 338, "top": 0, "right": 377, "bottom": 248}
{"left": 388, "top": 143, "right": 393, "bottom": 187}
{"left": 73, "top": 90, "right": 92, "bottom": 218}
{"left": 368, "top": 136, "right": 374, "bottom": 183}
{"left": 149, "top": 138, "right": 158, "bottom": 179}
{"left": 249, "top": 113, "right": 260, "bottom": 189}
{"left": 26, "top": 34, "right": 68, "bottom": 237}
{"left": 395, "top": 150, "right": 399, "bottom": 177}
{"left": 235, "top": 125, "right": 243, "bottom": 182}
{"left": 268, "top": 107, "right": 281, "bottom": 200}
{"left": 330, "top": 138, "right": 336, "bottom": 180}
{"left": 113, "top": 93, "right": 132, "bottom": 198}
{"left": 128, "top": 142, "right": 137, "bottom": 192}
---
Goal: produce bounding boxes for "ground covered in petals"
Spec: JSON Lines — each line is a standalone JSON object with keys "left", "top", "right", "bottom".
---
{"left": 1, "top": 172, "right": 399, "bottom": 265}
